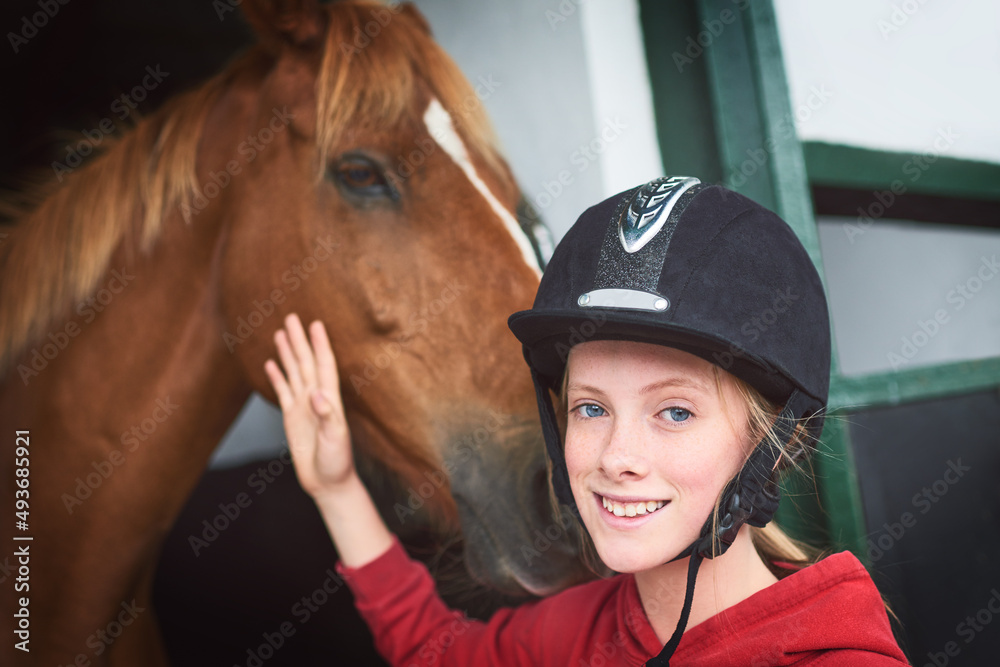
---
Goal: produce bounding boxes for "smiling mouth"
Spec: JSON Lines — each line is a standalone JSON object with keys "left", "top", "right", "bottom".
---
{"left": 599, "top": 495, "right": 668, "bottom": 517}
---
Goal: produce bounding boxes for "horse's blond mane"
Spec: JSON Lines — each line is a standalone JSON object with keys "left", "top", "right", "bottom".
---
{"left": 0, "top": 1, "right": 502, "bottom": 376}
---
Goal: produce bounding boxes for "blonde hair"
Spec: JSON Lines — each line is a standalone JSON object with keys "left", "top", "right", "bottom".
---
{"left": 729, "top": 373, "right": 823, "bottom": 576}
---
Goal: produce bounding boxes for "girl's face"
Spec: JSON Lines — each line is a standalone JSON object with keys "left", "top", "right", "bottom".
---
{"left": 564, "top": 340, "right": 752, "bottom": 573}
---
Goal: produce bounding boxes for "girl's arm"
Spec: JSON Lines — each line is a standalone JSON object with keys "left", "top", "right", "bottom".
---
{"left": 264, "top": 314, "right": 577, "bottom": 667}
{"left": 263, "top": 314, "right": 393, "bottom": 568}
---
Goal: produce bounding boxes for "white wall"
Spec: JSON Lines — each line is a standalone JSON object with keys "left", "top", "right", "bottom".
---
{"left": 774, "top": 0, "right": 1000, "bottom": 164}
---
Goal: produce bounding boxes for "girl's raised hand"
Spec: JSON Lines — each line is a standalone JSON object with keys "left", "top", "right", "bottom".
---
{"left": 264, "top": 314, "right": 356, "bottom": 499}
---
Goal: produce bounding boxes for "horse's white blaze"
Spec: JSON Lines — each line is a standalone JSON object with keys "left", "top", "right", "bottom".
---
{"left": 423, "top": 98, "right": 541, "bottom": 276}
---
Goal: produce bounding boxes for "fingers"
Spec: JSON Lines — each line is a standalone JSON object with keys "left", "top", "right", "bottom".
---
{"left": 274, "top": 329, "right": 303, "bottom": 393}
{"left": 285, "top": 314, "right": 317, "bottom": 389}
{"left": 268, "top": 315, "right": 336, "bottom": 411}
{"left": 310, "top": 320, "right": 340, "bottom": 397}
{"left": 263, "top": 359, "right": 294, "bottom": 409}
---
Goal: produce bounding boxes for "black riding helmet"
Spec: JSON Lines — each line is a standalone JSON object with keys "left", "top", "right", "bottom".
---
{"left": 508, "top": 176, "right": 831, "bottom": 666}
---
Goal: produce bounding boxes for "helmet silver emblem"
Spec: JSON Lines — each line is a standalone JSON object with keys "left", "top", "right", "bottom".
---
{"left": 618, "top": 176, "right": 701, "bottom": 253}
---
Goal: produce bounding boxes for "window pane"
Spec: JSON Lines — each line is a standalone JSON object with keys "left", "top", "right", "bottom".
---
{"left": 817, "top": 216, "right": 1000, "bottom": 376}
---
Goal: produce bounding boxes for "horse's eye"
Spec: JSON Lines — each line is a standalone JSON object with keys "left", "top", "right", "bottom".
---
{"left": 332, "top": 155, "right": 397, "bottom": 201}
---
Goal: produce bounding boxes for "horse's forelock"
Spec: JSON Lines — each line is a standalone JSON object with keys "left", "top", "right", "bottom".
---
{"left": 314, "top": 1, "right": 503, "bottom": 179}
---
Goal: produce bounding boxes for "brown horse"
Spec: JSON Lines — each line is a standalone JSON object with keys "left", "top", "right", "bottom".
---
{"left": 0, "top": 1, "right": 591, "bottom": 664}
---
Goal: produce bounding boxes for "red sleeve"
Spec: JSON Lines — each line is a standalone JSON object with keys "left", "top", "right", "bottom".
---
{"left": 337, "top": 538, "right": 554, "bottom": 666}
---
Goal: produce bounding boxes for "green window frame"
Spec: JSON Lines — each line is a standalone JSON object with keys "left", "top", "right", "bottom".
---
{"left": 640, "top": 0, "right": 1000, "bottom": 559}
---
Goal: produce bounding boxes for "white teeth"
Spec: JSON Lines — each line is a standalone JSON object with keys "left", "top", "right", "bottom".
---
{"left": 600, "top": 496, "right": 666, "bottom": 517}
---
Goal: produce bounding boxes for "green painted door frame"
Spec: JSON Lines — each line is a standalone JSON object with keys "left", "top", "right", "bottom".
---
{"left": 641, "top": 0, "right": 1000, "bottom": 561}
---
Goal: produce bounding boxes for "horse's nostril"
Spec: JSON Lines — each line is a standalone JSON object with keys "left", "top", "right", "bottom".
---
{"left": 369, "top": 303, "right": 402, "bottom": 333}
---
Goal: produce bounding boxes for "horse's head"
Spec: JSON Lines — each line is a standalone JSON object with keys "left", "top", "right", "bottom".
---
{"left": 204, "top": 0, "right": 590, "bottom": 597}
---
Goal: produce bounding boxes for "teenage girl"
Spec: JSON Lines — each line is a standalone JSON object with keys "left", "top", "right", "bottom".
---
{"left": 264, "top": 177, "right": 909, "bottom": 665}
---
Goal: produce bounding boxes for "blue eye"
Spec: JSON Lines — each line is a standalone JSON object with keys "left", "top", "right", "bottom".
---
{"left": 578, "top": 404, "right": 606, "bottom": 418}
{"left": 663, "top": 407, "right": 691, "bottom": 422}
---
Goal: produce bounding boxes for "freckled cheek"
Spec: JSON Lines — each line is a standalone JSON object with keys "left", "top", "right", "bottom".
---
{"left": 563, "top": 431, "right": 606, "bottom": 494}
{"left": 670, "top": 458, "right": 733, "bottom": 513}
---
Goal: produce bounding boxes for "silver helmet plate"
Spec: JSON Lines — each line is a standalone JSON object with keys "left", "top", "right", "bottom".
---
{"left": 618, "top": 176, "right": 701, "bottom": 254}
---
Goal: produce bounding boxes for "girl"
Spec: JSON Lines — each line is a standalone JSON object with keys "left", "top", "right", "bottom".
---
{"left": 264, "top": 176, "right": 909, "bottom": 665}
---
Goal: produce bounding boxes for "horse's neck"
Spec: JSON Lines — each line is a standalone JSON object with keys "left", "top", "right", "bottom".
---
{"left": 0, "top": 88, "right": 259, "bottom": 533}
{"left": 0, "top": 79, "right": 264, "bottom": 658}
{"left": 6, "top": 199, "right": 250, "bottom": 496}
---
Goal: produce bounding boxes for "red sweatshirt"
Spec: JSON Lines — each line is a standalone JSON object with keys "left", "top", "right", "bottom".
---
{"left": 338, "top": 539, "right": 909, "bottom": 666}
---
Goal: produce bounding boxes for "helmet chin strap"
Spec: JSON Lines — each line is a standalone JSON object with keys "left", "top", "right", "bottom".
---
{"left": 530, "top": 369, "right": 810, "bottom": 666}
{"left": 645, "top": 390, "right": 807, "bottom": 666}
